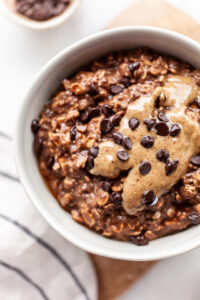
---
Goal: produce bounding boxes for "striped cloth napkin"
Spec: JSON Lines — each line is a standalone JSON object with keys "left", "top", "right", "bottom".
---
{"left": 0, "top": 131, "right": 97, "bottom": 300}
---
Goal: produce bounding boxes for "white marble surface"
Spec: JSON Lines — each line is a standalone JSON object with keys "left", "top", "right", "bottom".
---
{"left": 0, "top": 1, "right": 200, "bottom": 300}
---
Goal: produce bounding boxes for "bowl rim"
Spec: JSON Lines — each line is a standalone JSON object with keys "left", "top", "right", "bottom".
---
{"left": 0, "top": 0, "right": 81, "bottom": 30}
{"left": 14, "top": 26, "right": 200, "bottom": 260}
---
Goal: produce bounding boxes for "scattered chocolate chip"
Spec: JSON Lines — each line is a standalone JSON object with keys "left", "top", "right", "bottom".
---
{"left": 85, "top": 156, "right": 94, "bottom": 171}
{"left": 102, "top": 181, "right": 111, "bottom": 192}
{"left": 191, "top": 155, "right": 200, "bottom": 167}
{"left": 46, "top": 156, "right": 54, "bottom": 169}
{"left": 102, "top": 104, "right": 113, "bottom": 117}
{"left": 169, "top": 124, "right": 181, "bottom": 137}
{"left": 31, "top": 119, "right": 40, "bottom": 133}
{"left": 165, "top": 159, "right": 179, "bottom": 176}
{"left": 141, "top": 190, "right": 158, "bottom": 206}
{"left": 89, "top": 83, "right": 99, "bottom": 96}
{"left": 155, "top": 122, "right": 169, "bottom": 136}
{"left": 122, "top": 136, "right": 132, "bottom": 150}
{"left": 157, "top": 112, "right": 169, "bottom": 122}
{"left": 100, "top": 119, "right": 112, "bottom": 133}
{"left": 117, "top": 150, "right": 129, "bottom": 161}
{"left": 188, "top": 212, "right": 200, "bottom": 224}
{"left": 121, "top": 76, "right": 131, "bottom": 88}
{"left": 70, "top": 126, "right": 77, "bottom": 141}
{"left": 140, "top": 136, "right": 154, "bottom": 148}
{"left": 110, "top": 192, "right": 122, "bottom": 204}
{"left": 156, "top": 149, "right": 169, "bottom": 162}
{"left": 129, "top": 118, "right": 140, "bottom": 130}
{"left": 129, "top": 61, "right": 140, "bottom": 73}
{"left": 89, "top": 147, "right": 99, "bottom": 158}
{"left": 113, "top": 132, "right": 123, "bottom": 145}
{"left": 139, "top": 161, "right": 151, "bottom": 175}
{"left": 144, "top": 119, "right": 156, "bottom": 131}
{"left": 130, "top": 235, "right": 149, "bottom": 246}
{"left": 90, "top": 107, "right": 101, "bottom": 118}
{"left": 80, "top": 110, "right": 90, "bottom": 123}
{"left": 110, "top": 84, "right": 123, "bottom": 95}
{"left": 195, "top": 97, "right": 200, "bottom": 108}
{"left": 111, "top": 115, "right": 121, "bottom": 127}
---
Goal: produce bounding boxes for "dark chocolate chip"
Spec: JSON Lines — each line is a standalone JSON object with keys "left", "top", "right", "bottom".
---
{"left": 129, "top": 118, "right": 140, "bottom": 130}
{"left": 121, "top": 76, "right": 131, "bottom": 88}
{"left": 70, "top": 126, "right": 77, "bottom": 141}
{"left": 191, "top": 155, "right": 200, "bottom": 167}
{"left": 31, "top": 119, "right": 40, "bottom": 133}
{"left": 85, "top": 156, "right": 94, "bottom": 171}
{"left": 89, "top": 83, "right": 99, "bottom": 96}
{"left": 100, "top": 119, "right": 112, "bottom": 133}
{"left": 122, "top": 136, "right": 132, "bottom": 150}
{"left": 155, "top": 122, "right": 169, "bottom": 136}
{"left": 156, "top": 149, "right": 169, "bottom": 162}
{"left": 169, "top": 124, "right": 181, "bottom": 137}
{"left": 90, "top": 107, "right": 101, "bottom": 118}
{"left": 110, "top": 84, "right": 123, "bottom": 95}
{"left": 46, "top": 156, "right": 54, "bottom": 169}
{"left": 141, "top": 190, "right": 158, "bottom": 206}
{"left": 195, "top": 97, "right": 200, "bottom": 108}
{"left": 155, "top": 96, "right": 160, "bottom": 108}
{"left": 110, "top": 192, "right": 122, "bottom": 204}
{"left": 113, "top": 132, "right": 123, "bottom": 145}
{"left": 140, "top": 136, "right": 154, "bottom": 148}
{"left": 102, "top": 104, "right": 113, "bottom": 117}
{"left": 139, "top": 161, "right": 151, "bottom": 175}
{"left": 157, "top": 112, "right": 169, "bottom": 122}
{"left": 34, "top": 137, "right": 43, "bottom": 154}
{"left": 188, "top": 212, "right": 200, "bottom": 224}
{"left": 89, "top": 147, "right": 99, "bottom": 158}
{"left": 165, "top": 159, "right": 179, "bottom": 176}
{"left": 144, "top": 119, "right": 156, "bottom": 131}
{"left": 80, "top": 110, "right": 90, "bottom": 123}
{"left": 102, "top": 181, "right": 111, "bottom": 192}
{"left": 129, "top": 61, "right": 140, "bottom": 73}
{"left": 111, "top": 115, "right": 121, "bottom": 127}
{"left": 117, "top": 150, "right": 129, "bottom": 161}
{"left": 130, "top": 235, "right": 149, "bottom": 246}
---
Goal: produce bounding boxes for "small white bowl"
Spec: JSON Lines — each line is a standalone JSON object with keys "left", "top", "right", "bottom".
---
{"left": 14, "top": 27, "right": 200, "bottom": 261}
{"left": 1, "top": 0, "right": 80, "bottom": 30}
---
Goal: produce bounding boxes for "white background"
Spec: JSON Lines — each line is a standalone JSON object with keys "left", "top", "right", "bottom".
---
{"left": 0, "top": 1, "right": 200, "bottom": 299}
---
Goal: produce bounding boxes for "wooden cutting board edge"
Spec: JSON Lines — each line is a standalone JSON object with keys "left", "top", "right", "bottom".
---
{"left": 90, "top": 1, "right": 200, "bottom": 300}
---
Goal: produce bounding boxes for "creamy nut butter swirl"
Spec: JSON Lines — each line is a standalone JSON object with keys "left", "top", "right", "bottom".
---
{"left": 90, "top": 75, "right": 200, "bottom": 215}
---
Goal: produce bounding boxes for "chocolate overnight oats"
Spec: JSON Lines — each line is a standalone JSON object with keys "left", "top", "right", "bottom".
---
{"left": 32, "top": 47, "right": 200, "bottom": 245}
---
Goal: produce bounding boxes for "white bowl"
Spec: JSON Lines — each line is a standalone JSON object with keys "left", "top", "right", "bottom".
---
{"left": 1, "top": 0, "right": 80, "bottom": 30}
{"left": 14, "top": 27, "right": 200, "bottom": 261}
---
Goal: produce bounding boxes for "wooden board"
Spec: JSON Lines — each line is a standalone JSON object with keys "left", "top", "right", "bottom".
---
{"left": 90, "top": 1, "right": 200, "bottom": 299}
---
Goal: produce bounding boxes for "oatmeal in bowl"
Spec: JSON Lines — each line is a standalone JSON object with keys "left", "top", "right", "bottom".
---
{"left": 14, "top": 27, "right": 200, "bottom": 260}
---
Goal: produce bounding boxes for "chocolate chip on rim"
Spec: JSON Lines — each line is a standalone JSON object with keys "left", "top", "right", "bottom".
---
{"left": 169, "top": 124, "right": 181, "bottom": 137}
{"left": 110, "top": 84, "right": 123, "bottom": 95}
{"left": 188, "top": 212, "right": 200, "bottom": 224}
{"left": 165, "top": 159, "right": 179, "bottom": 176}
{"left": 122, "top": 136, "right": 132, "bottom": 150}
{"left": 157, "top": 112, "right": 169, "bottom": 122}
{"left": 191, "top": 155, "right": 200, "bottom": 167}
{"left": 70, "top": 126, "right": 77, "bottom": 141}
{"left": 130, "top": 235, "right": 149, "bottom": 246}
{"left": 129, "top": 118, "right": 140, "bottom": 130}
{"left": 117, "top": 150, "right": 130, "bottom": 161}
{"left": 140, "top": 136, "right": 154, "bottom": 148}
{"left": 144, "top": 119, "right": 156, "bottom": 131}
{"left": 100, "top": 119, "right": 112, "bottom": 133}
{"left": 31, "top": 119, "right": 40, "bottom": 133}
{"left": 89, "top": 147, "right": 99, "bottom": 158}
{"left": 155, "top": 122, "right": 169, "bottom": 136}
{"left": 141, "top": 190, "right": 158, "bottom": 206}
{"left": 129, "top": 62, "right": 140, "bottom": 73}
{"left": 156, "top": 149, "right": 169, "bottom": 162}
{"left": 102, "top": 181, "right": 111, "bottom": 192}
{"left": 139, "top": 161, "right": 151, "bottom": 175}
{"left": 113, "top": 132, "right": 123, "bottom": 145}
{"left": 102, "top": 104, "right": 113, "bottom": 117}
